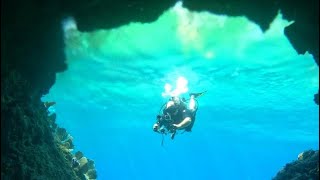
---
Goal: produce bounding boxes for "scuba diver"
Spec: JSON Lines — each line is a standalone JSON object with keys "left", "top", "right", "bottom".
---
{"left": 152, "top": 91, "right": 206, "bottom": 143}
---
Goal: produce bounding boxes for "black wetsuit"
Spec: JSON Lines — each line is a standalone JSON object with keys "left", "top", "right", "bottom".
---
{"left": 163, "top": 104, "right": 194, "bottom": 127}
{"left": 171, "top": 108, "right": 193, "bottom": 124}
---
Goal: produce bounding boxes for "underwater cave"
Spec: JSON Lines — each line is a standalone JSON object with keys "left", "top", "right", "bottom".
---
{"left": 1, "top": 0, "right": 319, "bottom": 180}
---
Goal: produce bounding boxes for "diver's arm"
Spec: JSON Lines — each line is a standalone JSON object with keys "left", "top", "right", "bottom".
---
{"left": 173, "top": 117, "right": 192, "bottom": 130}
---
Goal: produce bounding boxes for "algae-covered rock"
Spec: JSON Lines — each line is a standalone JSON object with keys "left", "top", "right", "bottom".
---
{"left": 1, "top": 71, "right": 80, "bottom": 179}
{"left": 1, "top": 71, "right": 98, "bottom": 179}
{"left": 273, "top": 150, "right": 319, "bottom": 180}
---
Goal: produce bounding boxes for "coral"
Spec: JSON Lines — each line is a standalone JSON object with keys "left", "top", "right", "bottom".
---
{"left": 52, "top": 121, "right": 98, "bottom": 180}
{"left": 53, "top": 124, "right": 98, "bottom": 180}
{"left": 71, "top": 153, "right": 97, "bottom": 180}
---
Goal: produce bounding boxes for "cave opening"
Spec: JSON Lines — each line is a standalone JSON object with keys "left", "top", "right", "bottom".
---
{"left": 42, "top": 2, "right": 319, "bottom": 180}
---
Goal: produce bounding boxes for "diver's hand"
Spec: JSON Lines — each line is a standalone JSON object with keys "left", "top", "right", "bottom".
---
{"left": 153, "top": 123, "right": 159, "bottom": 132}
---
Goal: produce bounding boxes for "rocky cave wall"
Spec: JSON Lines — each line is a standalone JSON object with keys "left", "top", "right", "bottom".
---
{"left": 1, "top": 0, "right": 318, "bottom": 179}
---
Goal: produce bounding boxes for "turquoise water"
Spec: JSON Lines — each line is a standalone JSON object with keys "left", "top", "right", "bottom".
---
{"left": 44, "top": 4, "right": 318, "bottom": 180}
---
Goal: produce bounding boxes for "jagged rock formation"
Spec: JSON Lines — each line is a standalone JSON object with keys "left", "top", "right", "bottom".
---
{"left": 273, "top": 150, "right": 319, "bottom": 180}
{"left": 1, "top": 0, "right": 318, "bottom": 179}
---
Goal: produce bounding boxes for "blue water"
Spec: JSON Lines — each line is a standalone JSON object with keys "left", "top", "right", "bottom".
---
{"left": 44, "top": 5, "right": 319, "bottom": 180}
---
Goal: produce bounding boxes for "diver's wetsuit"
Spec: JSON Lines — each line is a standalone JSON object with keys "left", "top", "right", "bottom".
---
{"left": 162, "top": 103, "right": 194, "bottom": 129}
{"left": 172, "top": 108, "right": 193, "bottom": 125}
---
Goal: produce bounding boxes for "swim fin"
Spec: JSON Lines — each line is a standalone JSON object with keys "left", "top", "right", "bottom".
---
{"left": 189, "top": 91, "right": 207, "bottom": 98}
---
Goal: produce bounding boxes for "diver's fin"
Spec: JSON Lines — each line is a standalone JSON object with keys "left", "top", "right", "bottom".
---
{"left": 189, "top": 91, "right": 207, "bottom": 99}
